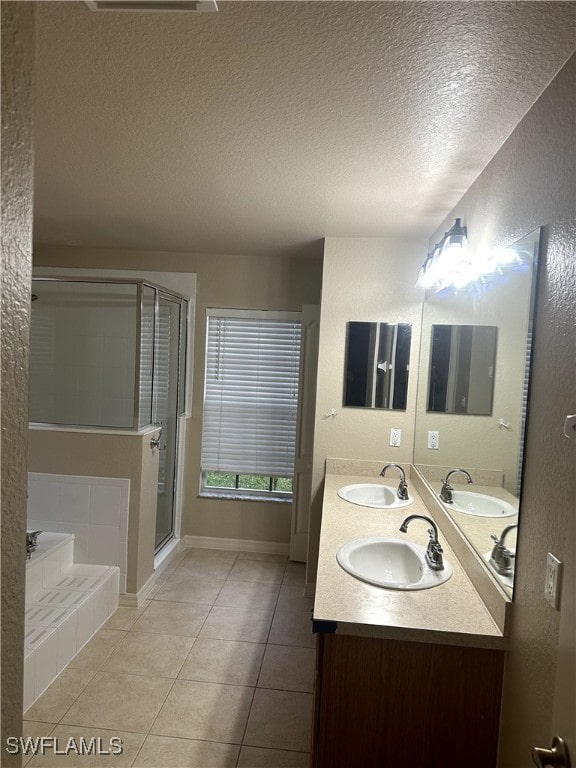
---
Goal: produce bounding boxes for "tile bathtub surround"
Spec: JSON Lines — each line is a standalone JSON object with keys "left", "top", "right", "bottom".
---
{"left": 24, "top": 551, "right": 314, "bottom": 767}
{"left": 27, "top": 473, "right": 130, "bottom": 592}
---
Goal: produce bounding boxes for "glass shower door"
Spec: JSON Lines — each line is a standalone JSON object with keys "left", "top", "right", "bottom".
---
{"left": 154, "top": 293, "right": 184, "bottom": 551}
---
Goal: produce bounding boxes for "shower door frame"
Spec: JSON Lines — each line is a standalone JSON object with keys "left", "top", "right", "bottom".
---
{"left": 30, "top": 274, "right": 191, "bottom": 556}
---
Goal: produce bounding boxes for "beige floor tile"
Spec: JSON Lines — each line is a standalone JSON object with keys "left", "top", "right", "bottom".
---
{"left": 102, "top": 603, "right": 150, "bottom": 632}
{"left": 155, "top": 574, "right": 225, "bottom": 605}
{"left": 244, "top": 689, "right": 313, "bottom": 752}
{"left": 60, "top": 672, "right": 172, "bottom": 733}
{"left": 268, "top": 611, "right": 315, "bottom": 648}
{"left": 228, "top": 560, "right": 286, "bottom": 584}
{"left": 131, "top": 600, "right": 210, "bottom": 637}
{"left": 26, "top": 725, "right": 145, "bottom": 767}
{"left": 179, "top": 637, "right": 265, "bottom": 686}
{"left": 158, "top": 549, "right": 187, "bottom": 576}
{"left": 22, "top": 721, "right": 57, "bottom": 767}
{"left": 68, "top": 629, "right": 127, "bottom": 671}
{"left": 101, "top": 631, "right": 194, "bottom": 678}
{"left": 151, "top": 679, "right": 253, "bottom": 744}
{"left": 275, "top": 585, "right": 314, "bottom": 614}
{"left": 215, "top": 580, "right": 280, "bottom": 611}
{"left": 133, "top": 735, "right": 239, "bottom": 767}
{"left": 257, "top": 644, "right": 315, "bottom": 693}
{"left": 237, "top": 551, "right": 288, "bottom": 563}
{"left": 172, "top": 557, "right": 234, "bottom": 580}
{"left": 282, "top": 563, "right": 306, "bottom": 587}
{"left": 24, "top": 669, "right": 96, "bottom": 723}
{"left": 237, "top": 746, "right": 310, "bottom": 768}
{"left": 199, "top": 606, "right": 273, "bottom": 644}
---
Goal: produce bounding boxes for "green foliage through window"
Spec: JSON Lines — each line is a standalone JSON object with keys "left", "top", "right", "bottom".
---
{"left": 206, "top": 472, "right": 292, "bottom": 494}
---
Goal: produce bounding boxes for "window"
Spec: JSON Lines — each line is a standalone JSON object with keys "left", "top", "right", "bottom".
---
{"left": 200, "top": 309, "right": 302, "bottom": 500}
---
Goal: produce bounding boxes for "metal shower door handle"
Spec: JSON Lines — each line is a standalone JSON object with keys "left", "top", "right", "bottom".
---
{"left": 533, "top": 736, "right": 571, "bottom": 768}
{"left": 150, "top": 428, "right": 163, "bottom": 448}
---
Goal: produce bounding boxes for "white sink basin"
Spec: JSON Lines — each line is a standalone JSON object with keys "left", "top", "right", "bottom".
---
{"left": 336, "top": 537, "right": 453, "bottom": 590}
{"left": 446, "top": 491, "right": 517, "bottom": 518}
{"left": 337, "top": 483, "right": 413, "bottom": 509}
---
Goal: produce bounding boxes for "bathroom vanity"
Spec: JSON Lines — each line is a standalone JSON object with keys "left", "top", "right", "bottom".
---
{"left": 311, "top": 461, "right": 509, "bottom": 768}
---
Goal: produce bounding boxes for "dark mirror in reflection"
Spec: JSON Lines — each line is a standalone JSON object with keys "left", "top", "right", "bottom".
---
{"left": 344, "top": 322, "right": 411, "bottom": 410}
{"left": 428, "top": 324, "right": 497, "bottom": 415}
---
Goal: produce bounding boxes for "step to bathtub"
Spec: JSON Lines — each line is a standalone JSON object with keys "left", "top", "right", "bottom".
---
{"left": 24, "top": 536, "right": 119, "bottom": 712}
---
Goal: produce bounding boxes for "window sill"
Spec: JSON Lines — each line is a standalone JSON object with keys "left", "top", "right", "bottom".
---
{"left": 199, "top": 491, "right": 292, "bottom": 504}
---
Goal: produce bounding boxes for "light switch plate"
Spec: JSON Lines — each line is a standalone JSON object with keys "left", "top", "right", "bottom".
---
{"left": 544, "top": 553, "right": 562, "bottom": 610}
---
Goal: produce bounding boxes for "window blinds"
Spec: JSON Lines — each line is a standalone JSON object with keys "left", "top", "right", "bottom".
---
{"left": 201, "top": 311, "right": 302, "bottom": 477}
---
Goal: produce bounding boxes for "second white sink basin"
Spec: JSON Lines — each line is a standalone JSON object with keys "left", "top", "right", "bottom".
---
{"left": 337, "top": 483, "right": 413, "bottom": 509}
{"left": 447, "top": 491, "right": 517, "bottom": 518}
{"left": 336, "top": 537, "right": 453, "bottom": 590}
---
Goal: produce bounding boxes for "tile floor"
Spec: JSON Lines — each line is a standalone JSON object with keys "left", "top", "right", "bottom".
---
{"left": 23, "top": 548, "right": 315, "bottom": 767}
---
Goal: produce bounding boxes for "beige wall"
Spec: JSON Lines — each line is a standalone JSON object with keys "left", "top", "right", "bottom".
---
{"left": 33, "top": 246, "right": 323, "bottom": 546}
{"left": 426, "top": 54, "right": 576, "bottom": 766}
{"left": 28, "top": 430, "right": 158, "bottom": 594}
{"left": 1, "top": 2, "right": 34, "bottom": 761}
{"left": 307, "top": 237, "right": 425, "bottom": 581}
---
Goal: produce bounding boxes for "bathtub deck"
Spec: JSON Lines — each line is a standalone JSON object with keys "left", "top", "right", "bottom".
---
{"left": 24, "top": 532, "right": 119, "bottom": 710}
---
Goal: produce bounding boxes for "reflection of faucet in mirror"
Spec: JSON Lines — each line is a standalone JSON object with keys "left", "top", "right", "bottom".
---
{"left": 489, "top": 524, "right": 518, "bottom": 576}
{"left": 439, "top": 468, "right": 474, "bottom": 503}
{"left": 380, "top": 463, "right": 409, "bottom": 501}
{"left": 399, "top": 514, "right": 444, "bottom": 571}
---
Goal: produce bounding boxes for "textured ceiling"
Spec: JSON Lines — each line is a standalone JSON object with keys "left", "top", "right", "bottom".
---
{"left": 34, "top": 1, "right": 576, "bottom": 257}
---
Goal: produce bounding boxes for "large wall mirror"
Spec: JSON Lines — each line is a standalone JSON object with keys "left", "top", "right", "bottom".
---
{"left": 344, "top": 322, "right": 412, "bottom": 410}
{"left": 413, "top": 228, "right": 542, "bottom": 596}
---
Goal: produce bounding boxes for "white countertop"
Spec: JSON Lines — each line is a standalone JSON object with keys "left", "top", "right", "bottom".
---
{"left": 313, "top": 469, "right": 508, "bottom": 650}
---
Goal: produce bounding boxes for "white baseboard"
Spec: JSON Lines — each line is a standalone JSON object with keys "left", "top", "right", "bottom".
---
{"left": 120, "top": 569, "right": 157, "bottom": 607}
{"left": 120, "top": 540, "right": 185, "bottom": 607}
{"left": 182, "top": 535, "right": 289, "bottom": 556}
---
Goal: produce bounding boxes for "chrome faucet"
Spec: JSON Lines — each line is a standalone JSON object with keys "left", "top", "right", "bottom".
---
{"left": 399, "top": 514, "right": 444, "bottom": 571}
{"left": 439, "top": 468, "right": 473, "bottom": 504}
{"left": 489, "top": 524, "right": 518, "bottom": 576}
{"left": 26, "top": 530, "right": 42, "bottom": 560}
{"left": 380, "top": 463, "right": 409, "bottom": 501}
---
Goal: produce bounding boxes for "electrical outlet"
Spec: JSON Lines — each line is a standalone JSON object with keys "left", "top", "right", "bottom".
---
{"left": 427, "top": 430, "right": 439, "bottom": 450}
{"left": 389, "top": 428, "right": 401, "bottom": 447}
{"left": 544, "top": 553, "right": 562, "bottom": 609}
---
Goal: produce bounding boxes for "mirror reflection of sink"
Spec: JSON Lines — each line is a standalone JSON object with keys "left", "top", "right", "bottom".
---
{"left": 336, "top": 537, "right": 452, "bottom": 590}
{"left": 337, "top": 484, "right": 413, "bottom": 509}
{"left": 445, "top": 491, "right": 517, "bottom": 518}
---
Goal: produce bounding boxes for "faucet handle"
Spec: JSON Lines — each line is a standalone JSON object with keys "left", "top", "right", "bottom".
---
{"left": 426, "top": 538, "right": 444, "bottom": 570}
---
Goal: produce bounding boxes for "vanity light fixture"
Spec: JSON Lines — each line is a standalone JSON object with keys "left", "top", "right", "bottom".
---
{"left": 417, "top": 219, "right": 527, "bottom": 292}
{"left": 416, "top": 218, "right": 469, "bottom": 291}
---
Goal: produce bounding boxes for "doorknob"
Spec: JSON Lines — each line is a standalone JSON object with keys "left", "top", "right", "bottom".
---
{"left": 533, "top": 736, "right": 571, "bottom": 768}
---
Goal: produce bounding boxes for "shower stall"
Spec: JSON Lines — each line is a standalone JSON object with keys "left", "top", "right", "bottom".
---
{"left": 29, "top": 277, "right": 189, "bottom": 552}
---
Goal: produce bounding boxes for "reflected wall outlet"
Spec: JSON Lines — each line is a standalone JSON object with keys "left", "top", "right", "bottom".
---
{"left": 389, "top": 428, "right": 401, "bottom": 447}
{"left": 428, "top": 430, "right": 439, "bottom": 450}
{"left": 544, "top": 553, "right": 562, "bottom": 610}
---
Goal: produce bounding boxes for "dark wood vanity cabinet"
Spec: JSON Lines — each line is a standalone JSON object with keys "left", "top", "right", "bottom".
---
{"left": 311, "top": 633, "right": 505, "bottom": 768}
